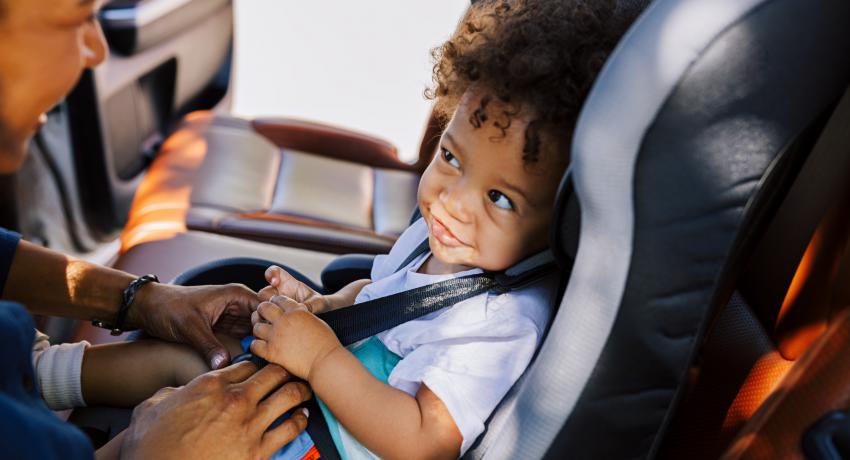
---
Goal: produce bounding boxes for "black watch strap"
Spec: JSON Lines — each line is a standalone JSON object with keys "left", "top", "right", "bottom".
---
{"left": 92, "top": 274, "right": 159, "bottom": 335}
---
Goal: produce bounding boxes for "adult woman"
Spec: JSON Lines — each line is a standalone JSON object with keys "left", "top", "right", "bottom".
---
{"left": 0, "top": 1, "right": 309, "bottom": 458}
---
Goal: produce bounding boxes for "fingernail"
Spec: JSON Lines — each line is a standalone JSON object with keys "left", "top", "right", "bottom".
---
{"left": 211, "top": 354, "right": 225, "bottom": 369}
{"left": 271, "top": 277, "right": 279, "bottom": 286}
{"left": 301, "top": 408, "right": 310, "bottom": 418}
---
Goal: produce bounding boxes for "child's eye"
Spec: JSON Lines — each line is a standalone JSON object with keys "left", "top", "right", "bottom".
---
{"left": 488, "top": 190, "right": 514, "bottom": 210}
{"left": 441, "top": 148, "right": 460, "bottom": 168}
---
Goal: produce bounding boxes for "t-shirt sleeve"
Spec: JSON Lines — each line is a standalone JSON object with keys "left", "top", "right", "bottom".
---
{"left": 0, "top": 228, "right": 21, "bottom": 297}
{"left": 386, "top": 303, "right": 544, "bottom": 455}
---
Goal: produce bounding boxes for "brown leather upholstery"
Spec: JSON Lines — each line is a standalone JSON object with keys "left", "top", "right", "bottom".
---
{"left": 121, "top": 110, "right": 428, "bottom": 255}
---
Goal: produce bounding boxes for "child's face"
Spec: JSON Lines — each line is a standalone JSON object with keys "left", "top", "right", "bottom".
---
{"left": 418, "top": 91, "right": 567, "bottom": 272}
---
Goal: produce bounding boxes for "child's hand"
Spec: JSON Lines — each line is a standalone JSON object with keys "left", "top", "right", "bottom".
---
{"left": 250, "top": 295, "right": 342, "bottom": 380}
{"left": 263, "top": 265, "right": 330, "bottom": 313}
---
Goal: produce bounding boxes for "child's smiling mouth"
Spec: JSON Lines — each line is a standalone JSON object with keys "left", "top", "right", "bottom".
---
{"left": 430, "top": 215, "right": 467, "bottom": 248}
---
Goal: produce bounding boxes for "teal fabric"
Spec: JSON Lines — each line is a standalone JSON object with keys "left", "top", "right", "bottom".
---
{"left": 317, "top": 336, "right": 402, "bottom": 460}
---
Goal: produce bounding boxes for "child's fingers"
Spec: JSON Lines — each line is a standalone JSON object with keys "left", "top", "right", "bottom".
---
{"left": 265, "top": 265, "right": 283, "bottom": 286}
{"left": 258, "top": 285, "right": 277, "bottom": 302}
{"left": 250, "top": 338, "right": 269, "bottom": 358}
{"left": 253, "top": 321, "right": 272, "bottom": 339}
{"left": 251, "top": 310, "right": 261, "bottom": 325}
{"left": 276, "top": 271, "right": 303, "bottom": 299}
{"left": 257, "top": 301, "right": 284, "bottom": 322}
{"left": 270, "top": 295, "right": 309, "bottom": 313}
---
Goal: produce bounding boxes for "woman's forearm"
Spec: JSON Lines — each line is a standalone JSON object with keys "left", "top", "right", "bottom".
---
{"left": 4, "top": 240, "right": 134, "bottom": 322}
{"left": 310, "top": 347, "right": 461, "bottom": 459}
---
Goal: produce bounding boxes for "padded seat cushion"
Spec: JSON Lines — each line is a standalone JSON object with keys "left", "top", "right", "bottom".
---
{"left": 121, "top": 111, "right": 421, "bottom": 255}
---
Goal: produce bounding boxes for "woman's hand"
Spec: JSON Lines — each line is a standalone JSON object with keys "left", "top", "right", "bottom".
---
{"left": 120, "top": 362, "right": 311, "bottom": 460}
{"left": 128, "top": 283, "right": 258, "bottom": 369}
{"left": 251, "top": 295, "right": 343, "bottom": 380}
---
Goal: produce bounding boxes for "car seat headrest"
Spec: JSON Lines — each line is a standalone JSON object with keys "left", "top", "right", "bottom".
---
{"left": 467, "top": 0, "right": 850, "bottom": 458}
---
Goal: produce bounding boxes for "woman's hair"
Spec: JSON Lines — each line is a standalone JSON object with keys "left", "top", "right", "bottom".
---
{"left": 428, "top": 0, "right": 647, "bottom": 163}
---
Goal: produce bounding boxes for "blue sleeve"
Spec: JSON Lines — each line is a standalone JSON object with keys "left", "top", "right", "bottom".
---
{"left": 0, "top": 228, "right": 21, "bottom": 297}
{"left": 0, "top": 301, "right": 94, "bottom": 460}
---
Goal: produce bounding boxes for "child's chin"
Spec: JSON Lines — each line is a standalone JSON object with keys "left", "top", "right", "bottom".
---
{"left": 431, "top": 245, "right": 475, "bottom": 268}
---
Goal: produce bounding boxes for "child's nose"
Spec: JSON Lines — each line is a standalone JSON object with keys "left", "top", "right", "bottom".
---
{"left": 439, "top": 186, "right": 472, "bottom": 223}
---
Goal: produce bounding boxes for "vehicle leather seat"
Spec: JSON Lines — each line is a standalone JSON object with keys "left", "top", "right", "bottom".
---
{"left": 119, "top": 110, "right": 441, "bottom": 255}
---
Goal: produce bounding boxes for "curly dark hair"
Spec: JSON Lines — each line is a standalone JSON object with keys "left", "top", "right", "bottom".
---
{"left": 427, "top": 0, "right": 648, "bottom": 163}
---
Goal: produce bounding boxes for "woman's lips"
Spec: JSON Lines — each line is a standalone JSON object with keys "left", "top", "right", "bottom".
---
{"left": 431, "top": 216, "right": 465, "bottom": 247}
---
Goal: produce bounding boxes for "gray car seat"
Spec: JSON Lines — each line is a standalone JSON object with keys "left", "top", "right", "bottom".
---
{"left": 464, "top": 0, "right": 850, "bottom": 458}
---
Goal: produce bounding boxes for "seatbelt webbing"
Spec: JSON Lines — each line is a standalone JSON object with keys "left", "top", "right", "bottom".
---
{"left": 319, "top": 235, "right": 556, "bottom": 346}
{"left": 394, "top": 238, "right": 431, "bottom": 273}
{"left": 319, "top": 273, "right": 496, "bottom": 346}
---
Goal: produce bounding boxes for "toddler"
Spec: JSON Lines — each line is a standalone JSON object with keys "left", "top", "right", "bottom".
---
{"left": 43, "top": 1, "right": 644, "bottom": 459}
{"left": 250, "top": 1, "right": 645, "bottom": 458}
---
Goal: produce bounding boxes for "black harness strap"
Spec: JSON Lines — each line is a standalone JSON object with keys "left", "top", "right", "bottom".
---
{"left": 394, "top": 238, "right": 431, "bottom": 273}
{"left": 318, "top": 237, "right": 557, "bottom": 346}
{"left": 320, "top": 273, "right": 497, "bottom": 346}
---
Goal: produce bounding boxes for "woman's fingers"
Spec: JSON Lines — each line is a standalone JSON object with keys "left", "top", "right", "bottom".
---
{"left": 260, "top": 407, "right": 310, "bottom": 458}
{"left": 255, "top": 382, "right": 311, "bottom": 427}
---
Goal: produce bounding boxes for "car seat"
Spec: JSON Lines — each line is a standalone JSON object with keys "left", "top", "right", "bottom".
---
{"left": 464, "top": 0, "right": 850, "bottom": 457}
{"left": 658, "top": 86, "right": 850, "bottom": 458}
{"left": 70, "top": 0, "right": 850, "bottom": 458}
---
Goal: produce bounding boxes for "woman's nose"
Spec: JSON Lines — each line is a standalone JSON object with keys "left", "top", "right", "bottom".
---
{"left": 82, "top": 19, "right": 108, "bottom": 68}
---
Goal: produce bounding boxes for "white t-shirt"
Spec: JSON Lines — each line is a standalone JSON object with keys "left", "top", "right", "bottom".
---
{"left": 357, "top": 218, "right": 557, "bottom": 454}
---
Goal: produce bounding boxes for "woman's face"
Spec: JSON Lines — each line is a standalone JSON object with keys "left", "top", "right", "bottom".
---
{"left": 0, "top": 0, "right": 107, "bottom": 173}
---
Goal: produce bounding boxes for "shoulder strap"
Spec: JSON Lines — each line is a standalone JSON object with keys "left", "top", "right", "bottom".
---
{"left": 320, "top": 236, "right": 558, "bottom": 346}
{"left": 319, "top": 273, "right": 496, "bottom": 346}
{"left": 394, "top": 238, "right": 431, "bottom": 273}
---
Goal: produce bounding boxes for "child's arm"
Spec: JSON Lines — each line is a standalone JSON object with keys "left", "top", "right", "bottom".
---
{"left": 262, "top": 265, "right": 371, "bottom": 313}
{"left": 251, "top": 297, "right": 462, "bottom": 460}
{"left": 81, "top": 335, "right": 243, "bottom": 407}
{"left": 94, "top": 429, "right": 125, "bottom": 460}
{"left": 312, "top": 347, "right": 462, "bottom": 459}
